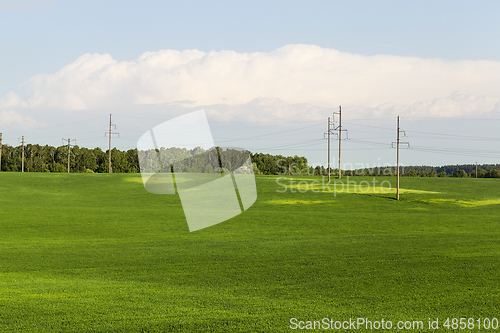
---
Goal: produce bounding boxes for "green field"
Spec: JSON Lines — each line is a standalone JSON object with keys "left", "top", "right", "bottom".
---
{"left": 0, "top": 173, "right": 499, "bottom": 332}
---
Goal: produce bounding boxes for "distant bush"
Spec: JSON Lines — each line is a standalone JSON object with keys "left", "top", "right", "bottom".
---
{"left": 204, "top": 164, "right": 214, "bottom": 174}
{"left": 485, "top": 169, "right": 500, "bottom": 178}
{"left": 452, "top": 170, "right": 468, "bottom": 178}
{"left": 252, "top": 162, "right": 262, "bottom": 175}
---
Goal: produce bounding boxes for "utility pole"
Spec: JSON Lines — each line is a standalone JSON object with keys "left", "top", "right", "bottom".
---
{"left": 62, "top": 138, "right": 77, "bottom": 173}
{"left": 338, "top": 106, "right": 342, "bottom": 179}
{"left": 68, "top": 139, "right": 71, "bottom": 173}
{"left": 0, "top": 133, "right": 2, "bottom": 172}
{"left": 327, "top": 117, "right": 331, "bottom": 182}
{"left": 476, "top": 161, "right": 478, "bottom": 179}
{"left": 108, "top": 114, "right": 112, "bottom": 173}
{"left": 18, "top": 136, "right": 25, "bottom": 172}
{"left": 105, "top": 114, "right": 119, "bottom": 173}
{"left": 396, "top": 119, "right": 400, "bottom": 200}
{"left": 332, "top": 106, "right": 348, "bottom": 179}
{"left": 324, "top": 117, "right": 336, "bottom": 182}
{"left": 392, "top": 116, "right": 409, "bottom": 200}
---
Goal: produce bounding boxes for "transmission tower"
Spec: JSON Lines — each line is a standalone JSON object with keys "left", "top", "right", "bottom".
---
{"left": 324, "top": 116, "right": 336, "bottom": 182}
{"left": 391, "top": 116, "right": 410, "bottom": 200}
{"left": 18, "top": 136, "right": 25, "bottom": 173}
{"left": 332, "top": 106, "right": 348, "bottom": 179}
{"left": 62, "top": 138, "right": 77, "bottom": 173}
{"left": 105, "top": 114, "right": 119, "bottom": 173}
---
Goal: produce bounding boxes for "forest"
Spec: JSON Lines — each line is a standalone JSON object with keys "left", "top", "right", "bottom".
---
{"left": 0, "top": 144, "right": 138, "bottom": 173}
{"left": 0, "top": 144, "right": 309, "bottom": 175}
{"left": 0, "top": 143, "right": 499, "bottom": 177}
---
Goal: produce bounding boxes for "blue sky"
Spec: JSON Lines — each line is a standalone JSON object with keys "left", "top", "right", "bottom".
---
{"left": 2, "top": 0, "right": 499, "bottom": 89}
{"left": 1, "top": 1, "right": 500, "bottom": 167}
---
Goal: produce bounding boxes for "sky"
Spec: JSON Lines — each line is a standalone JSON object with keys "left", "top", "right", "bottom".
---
{"left": 1, "top": 0, "right": 500, "bottom": 168}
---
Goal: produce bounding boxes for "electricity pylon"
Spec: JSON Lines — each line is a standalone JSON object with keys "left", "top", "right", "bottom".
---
{"left": 18, "top": 136, "right": 25, "bottom": 172}
{"left": 324, "top": 116, "right": 336, "bottom": 182}
{"left": 105, "top": 114, "right": 119, "bottom": 173}
{"left": 391, "top": 116, "right": 410, "bottom": 200}
{"left": 332, "top": 106, "right": 348, "bottom": 179}
{"left": 61, "top": 138, "right": 77, "bottom": 173}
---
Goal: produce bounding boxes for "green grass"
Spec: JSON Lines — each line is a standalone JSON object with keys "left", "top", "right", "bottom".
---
{"left": 0, "top": 173, "right": 499, "bottom": 332}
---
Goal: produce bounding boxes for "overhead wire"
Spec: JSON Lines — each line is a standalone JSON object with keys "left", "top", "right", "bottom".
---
{"left": 2, "top": 112, "right": 499, "bottom": 162}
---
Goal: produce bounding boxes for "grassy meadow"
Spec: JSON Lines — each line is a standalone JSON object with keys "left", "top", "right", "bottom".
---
{"left": 0, "top": 172, "right": 499, "bottom": 332}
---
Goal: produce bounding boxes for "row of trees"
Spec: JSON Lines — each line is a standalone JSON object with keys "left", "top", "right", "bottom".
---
{"left": 338, "top": 164, "right": 499, "bottom": 178}
{"left": 0, "top": 144, "right": 138, "bottom": 173}
{"left": 1, "top": 143, "right": 498, "bottom": 177}
{"left": 382, "top": 164, "right": 500, "bottom": 177}
{"left": 0, "top": 144, "right": 308, "bottom": 175}
{"left": 288, "top": 166, "right": 500, "bottom": 178}
{"left": 139, "top": 147, "right": 254, "bottom": 174}
{"left": 251, "top": 153, "right": 308, "bottom": 175}
{"left": 389, "top": 169, "right": 499, "bottom": 178}
{"left": 398, "top": 165, "right": 500, "bottom": 178}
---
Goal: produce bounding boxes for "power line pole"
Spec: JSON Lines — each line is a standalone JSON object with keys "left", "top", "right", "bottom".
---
{"left": 62, "top": 138, "right": 77, "bottom": 173}
{"left": 338, "top": 106, "right": 342, "bottom": 179}
{"left": 476, "top": 161, "right": 478, "bottom": 178}
{"left": 324, "top": 116, "right": 336, "bottom": 182}
{"left": 396, "top": 119, "right": 400, "bottom": 200}
{"left": 392, "top": 116, "right": 409, "bottom": 200}
{"left": 332, "top": 106, "right": 348, "bottom": 179}
{"left": 68, "top": 139, "right": 71, "bottom": 173}
{"left": 105, "top": 114, "right": 119, "bottom": 173}
{"left": 327, "top": 117, "right": 331, "bottom": 182}
{"left": 18, "top": 136, "right": 25, "bottom": 173}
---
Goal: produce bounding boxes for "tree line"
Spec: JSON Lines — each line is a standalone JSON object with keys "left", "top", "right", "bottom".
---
{"left": 343, "top": 164, "right": 500, "bottom": 178}
{"left": 0, "top": 144, "right": 139, "bottom": 173}
{"left": 0, "top": 144, "right": 309, "bottom": 175}
{"left": 139, "top": 147, "right": 256, "bottom": 174}
{"left": 1, "top": 143, "right": 498, "bottom": 178}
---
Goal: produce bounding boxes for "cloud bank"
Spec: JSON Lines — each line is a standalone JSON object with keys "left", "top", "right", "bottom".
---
{"left": 0, "top": 110, "right": 42, "bottom": 130}
{"left": 2, "top": 44, "right": 500, "bottom": 119}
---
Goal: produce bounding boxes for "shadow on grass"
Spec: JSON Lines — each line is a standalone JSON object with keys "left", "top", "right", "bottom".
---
{"left": 352, "top": 192, "right": 398, "bottom": 201}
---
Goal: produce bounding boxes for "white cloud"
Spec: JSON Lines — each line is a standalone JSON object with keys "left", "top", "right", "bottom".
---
{"left": 0, "top": 91, "right": 28, "bottom": 108}
{"left": 0, "top": 110, "right": 42, "bottom": 129}
{"left": 350, "top": 92, "right": 500, "bottom": 119}
{"left": 405, "top": 92, "right": 500, "bottom": 117}
{"left": 203, "top": 97, "right": 331, "bottom": 123}
{"left": 3, "top": 45, "right": 500, "bottom": 119}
